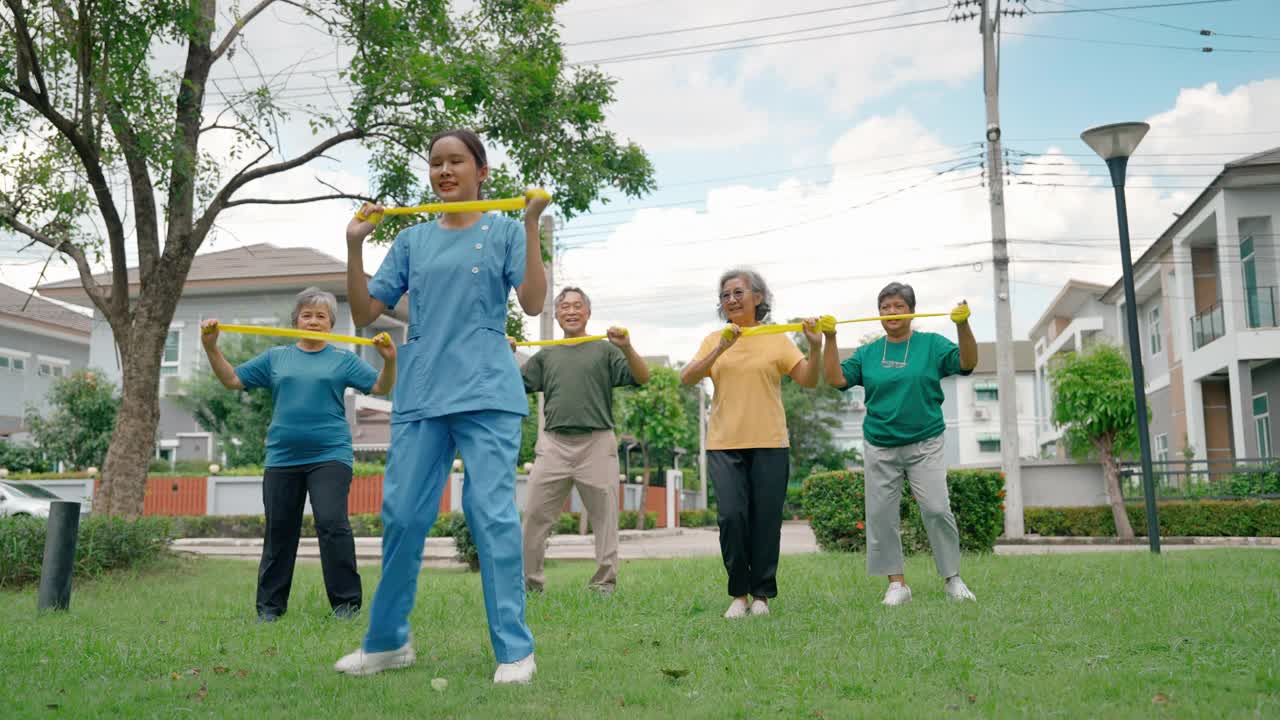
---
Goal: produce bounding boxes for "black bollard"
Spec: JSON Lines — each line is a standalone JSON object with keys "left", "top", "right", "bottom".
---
{"left": 37, "top": 501, "right": 81, "bottom": 612}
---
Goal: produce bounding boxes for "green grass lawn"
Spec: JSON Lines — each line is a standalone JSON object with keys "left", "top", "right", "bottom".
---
{"left": 2, "top": 550, "right": 1278, "bottom": 719}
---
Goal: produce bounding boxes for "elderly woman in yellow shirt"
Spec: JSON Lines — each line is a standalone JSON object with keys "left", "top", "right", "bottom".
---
{"left": 681, "top": 268, "right": 821, "bottom": 619}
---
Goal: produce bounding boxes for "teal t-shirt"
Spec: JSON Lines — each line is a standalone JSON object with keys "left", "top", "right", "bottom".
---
{"left": 235, "top": 344, "right": 379, "bottom": 468}
{"left": 838, "top": 331, "right": 970, "bottom": 448}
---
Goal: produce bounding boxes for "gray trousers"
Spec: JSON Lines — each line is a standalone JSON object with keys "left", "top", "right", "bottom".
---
{"left": 522, "top": 430, "right": 620, "bottom": 591}
{"left": 863, "top": 434, "right": 961, "bottom": 579}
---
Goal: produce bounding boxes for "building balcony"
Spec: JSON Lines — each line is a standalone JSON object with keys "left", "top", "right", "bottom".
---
{"left": 1245, "top": 285, "right": 1279, "bottom": 330}
{"left": 1191, "top": 303, "right": 1225, "bottom": 350}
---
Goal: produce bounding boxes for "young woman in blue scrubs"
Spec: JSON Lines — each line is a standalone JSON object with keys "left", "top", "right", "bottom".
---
{"left": 335, "top": 129, "right": 549, "bottom": 684}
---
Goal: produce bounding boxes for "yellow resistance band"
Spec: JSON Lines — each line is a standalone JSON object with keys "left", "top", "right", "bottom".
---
{"left": 207, "top": 324, "right": 389, "bottom": 347}
{"left": 514, "top": 334, "right": 608, "bottom": 347}
{"left": 723, "top": 312, "right": 954, "bottom": 340}
{"left": 355, "top": 188, "right": 552, "bottom": 226}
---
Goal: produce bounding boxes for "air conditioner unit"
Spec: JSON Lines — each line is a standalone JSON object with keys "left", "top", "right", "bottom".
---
{"left": 161, "top": 375, "right": 185, "bottom": 396}
{"left": 973, "top": 407, "right": 991, "bottom": 420}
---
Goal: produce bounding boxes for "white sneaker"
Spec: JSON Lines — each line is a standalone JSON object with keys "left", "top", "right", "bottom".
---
{"left": 723, "top": 597, "right": 749, "bottom": 619}
{"left": 945, "top": 576, "right": 977, "bottom": 602}
{"left": 493, "top": 653, "right": 536, "bottom": 684}
{"left": 749, "top": 598, "right": 770, "bottom": 616}
{"left": 334, "top": 641, "right": 415, "bottom": 676}
{"left": 882, "top": 582, "right": 912, "bottom": 607}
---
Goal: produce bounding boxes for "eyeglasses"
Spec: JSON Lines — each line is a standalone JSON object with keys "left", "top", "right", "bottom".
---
{"left": 719, "top": 289, "right": 750, "bottom": 304}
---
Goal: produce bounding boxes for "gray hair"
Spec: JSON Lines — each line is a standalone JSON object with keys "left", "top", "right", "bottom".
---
{"left": 877, "top": 282, "right": 917, "bottom": 311}
{"left": 717, "top": 268, "right": 772, "bottom": 322}
{"left": 292, "top": 286, "right": 338, "bottom": 328}
{"left": 553, "top": 287, "right": 591, "bottom": 318}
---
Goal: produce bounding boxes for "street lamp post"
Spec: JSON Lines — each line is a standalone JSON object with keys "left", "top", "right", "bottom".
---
{"left": 1081, "top": 121, "right": 1161, "bottom": 554}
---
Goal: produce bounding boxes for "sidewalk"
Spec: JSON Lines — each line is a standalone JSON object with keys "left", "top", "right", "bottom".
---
{"left": 170, "top": 523, "right": 1278, "bottom": 565}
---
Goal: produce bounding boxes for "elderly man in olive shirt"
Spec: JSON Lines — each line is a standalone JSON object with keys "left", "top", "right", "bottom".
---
{"left": 514, "top": 287, "right": 650, "bottom": 593}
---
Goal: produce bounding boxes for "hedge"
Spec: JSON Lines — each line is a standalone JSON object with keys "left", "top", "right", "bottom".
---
{"left": 0, "top": 515, "right": 173, "bottom": 589}
{"left": 802, "top": 469, "right": 1005, "bottom": 554}
{"left": 167, "top": 510, "right": 659, "bottom": 538}
{"left": 1025, "top": 500, "right": 1280, "bottom": 537}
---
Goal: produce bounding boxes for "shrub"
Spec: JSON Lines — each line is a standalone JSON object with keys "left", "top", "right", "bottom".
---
{"left": 801, "top": 469, "right": 1005, "bottom": 554}
{"left": 0, "top": 515, "right": 173, "bottom": 588}
{"left": 431, "top": 512, "right": 479, "bottom": 571}
{"left": 1024, "top": 500, "right": 1280, "bottom": 537}
{"left": 679, "top": 509, "right": 717, "bottom": 527}
{"left": 618, "top": 511, "right": 657, "bottom": 530}
{"left": 555, "top": 512, "right": 581, "bottom": 535}
{"left": 784, "top": 484, "right": 805, "bottom": 520}
{"left": 0, "top": 441, "right": 52, "bottom": 473}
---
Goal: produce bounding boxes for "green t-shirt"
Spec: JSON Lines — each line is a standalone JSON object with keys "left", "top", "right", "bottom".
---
{"left": 839, "top": 331, "right": 971, "bottom": 448}
{"left": 521, "top": 341, "right": 638, "bottom": 434}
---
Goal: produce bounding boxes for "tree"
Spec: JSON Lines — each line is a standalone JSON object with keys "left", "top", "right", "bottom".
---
{"left": 25, "top": 369, "right": 119, "bottom": 470}
{"left": 0, "top": 1, "right": 654, "bottom": 516}
{"left": 616, "top": 365, "right": 687, "bottom": 529}
{"left": 0, "top": 440, "right": 52, "bottom": 474}
{"left": 174, "top": 333, "right": 290, "bottom": 468}
{"left": 1049, "top": 344, "right": 1140, "bottom": 538}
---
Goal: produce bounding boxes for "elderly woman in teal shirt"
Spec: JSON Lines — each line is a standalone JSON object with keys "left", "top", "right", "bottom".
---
{"left": 335, "top": 129, "right": 548, "bottom": 685}
{"left": 823, "top": 282, "right": 979, "bottom": 607}
{"left": 201, "top": 287, "right": 396, "bottom": 623}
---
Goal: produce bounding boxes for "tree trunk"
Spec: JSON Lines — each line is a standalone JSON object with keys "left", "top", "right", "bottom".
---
{"left": 1098, "top": 438, "right": 1135, "bottom": 539}
{"left": 636, "top": 443, "right": 649, "bottom": 530}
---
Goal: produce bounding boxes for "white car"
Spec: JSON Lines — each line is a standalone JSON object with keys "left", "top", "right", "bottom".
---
{"left": 0, "top": 481, "right": 91, "bottom": 518}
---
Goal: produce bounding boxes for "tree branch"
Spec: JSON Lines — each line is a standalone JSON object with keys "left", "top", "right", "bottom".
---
{"left": 0, "top": 211, "right": 110, "bottom": 317}
{"left": 105, "top": 103, "right": 160, "bottom": 284}
{"left": 223, "top": 192, "right": 372, "bottom": 209}
{"left": 210, "top": 0, "right": 278, "bottom": 63}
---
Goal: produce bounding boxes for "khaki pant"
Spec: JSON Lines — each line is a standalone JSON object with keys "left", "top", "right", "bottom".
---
{"left": 863, "top": 434, "right": 961, "bottom": 579}
{"left": 522, "top": 429, "right": 620, "bottom": 591}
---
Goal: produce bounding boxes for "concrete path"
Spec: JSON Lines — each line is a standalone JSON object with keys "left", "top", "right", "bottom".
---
{"left": 170, "top": 523, "right": 1276, "bottom": 565}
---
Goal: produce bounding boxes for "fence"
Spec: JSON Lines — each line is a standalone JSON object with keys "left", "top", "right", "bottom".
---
{"left": 1118, "top": 458, "right": 1280, "bottom": 500}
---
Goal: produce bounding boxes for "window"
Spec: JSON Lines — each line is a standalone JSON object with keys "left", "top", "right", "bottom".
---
{"left": 38, "top": 356, "right": 70, "bottom": 378}
{"left": 1147, "top": 305, "right": 1162, "bottom": 355}
{"left": 161, "top": 329, "right": 181, "bottom": 376}
{"left": 0, "top": 349, "right": 28, "bottom": 373}
{"left": 977, "top": 434, "right": 1001, "bottom": 453}
{"left": 974, "top": 381, "right": 998, "bottom": 402}
{"left": 1154, "top": 434, "right": 1169, "bottom": 463}
{"left": 1254, "top": 394, "right": 1272, "bottom": 458}
{"left": 38, "top": 363, "right": 51, "bottom": 377}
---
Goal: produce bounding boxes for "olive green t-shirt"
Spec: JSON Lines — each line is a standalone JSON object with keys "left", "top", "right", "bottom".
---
{"left": 839, "top": 331, "right": 971, "bottom": 448}
{"left": 521, "top": 341, "right": 639, "bottom": 434}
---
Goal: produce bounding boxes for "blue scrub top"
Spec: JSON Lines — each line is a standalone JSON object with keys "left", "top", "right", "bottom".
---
{"left": 368, "top": 212, "right": 530, "bottom": 423}
{"left": 235, "top": 344, "right": 379, "bottom": 467}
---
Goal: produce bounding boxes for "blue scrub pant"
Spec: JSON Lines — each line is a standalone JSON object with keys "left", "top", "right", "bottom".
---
{"left": 363, "top": 410, "right": 534, "bottom": 663}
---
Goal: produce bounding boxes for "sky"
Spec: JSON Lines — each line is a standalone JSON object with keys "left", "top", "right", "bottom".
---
{"left": 3, "top": 0, "right": 1280, "bottom": 364}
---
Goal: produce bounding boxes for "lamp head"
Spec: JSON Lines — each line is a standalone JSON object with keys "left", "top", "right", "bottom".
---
{"left": 1080, "top": 122, "right": 1150, "bottom": 161}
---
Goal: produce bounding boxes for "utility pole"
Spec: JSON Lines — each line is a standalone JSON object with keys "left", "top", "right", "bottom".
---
{"left": 980, "top": 0, "right": 1024, "bottom": 537}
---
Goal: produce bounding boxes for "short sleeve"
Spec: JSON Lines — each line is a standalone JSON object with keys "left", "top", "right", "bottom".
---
{"left": 345, "top": 352, "right": 380, "bottom": 394}
{"left": 838, "top": 348, "right": 863, "bottom": 390}
{"left": 368, "top": 229, "right": 411, "bottom": 310}
{"left": 936, "top": 334, "right": 970, "bottom": 377}
{"left": 608, "top": 345, "right": 638, "bottom": 388}
{"left": 503, "top": 217, "right": 527, "bottom": 290}
{"left": 235, "top": 349, "right": 274, "bottom": 390}
{"left": 522, "top": 351, "right": 543, "bottom": 394}
{"left": 775, "top": 336, "right": 805, "bottom": 377}
{"left": 695, "top": 332, "right": 718, "bottom": 363}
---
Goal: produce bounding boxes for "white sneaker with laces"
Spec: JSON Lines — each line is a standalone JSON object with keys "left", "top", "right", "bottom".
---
{"left": 333, "top": 641, "right": 415, "bottom": 676}
{"left": 749, "top": 598, "right": 770, "bottom": 616}
{"left": 882, "top": 582, "right": 912, "bottom": 607}
{"left": 944, "top": 576, "right": 977, "bottom": 602}
{"left": 723, "top": 597, "right": 749, "bottom": 619}
{"left": 493, "top": 653, "right": 536, "bottom": 684}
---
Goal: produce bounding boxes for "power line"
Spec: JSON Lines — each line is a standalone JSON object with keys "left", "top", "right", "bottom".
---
{"left": 1033, "top": 0, "right": 1280, "bottom": 41}
{"left": 571, "top": 15, "right": 953, "bottom": 65}
{"left": 1004, "top": 29, "right": 1280, "bottom": 53}
{"left": 1030, "top": 0, "right": 1239, "bottom": 13}
{"left": 564, "top": 0, "right": 904, "bottom": 46}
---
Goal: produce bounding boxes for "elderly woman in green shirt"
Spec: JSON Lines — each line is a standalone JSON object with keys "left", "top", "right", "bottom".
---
{"left": 823, "top": 282, "right": 978, "bottom": 607}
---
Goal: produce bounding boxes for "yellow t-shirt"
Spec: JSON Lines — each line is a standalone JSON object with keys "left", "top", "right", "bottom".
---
{"left": 695, "top": 330, "right": 805, "bottom": 450}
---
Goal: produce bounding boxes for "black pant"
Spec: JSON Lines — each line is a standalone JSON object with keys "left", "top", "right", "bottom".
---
{"left": 708, "top": 448, "right": 790, "bottom": 599}
{"left": 257, "top": 461, "right": 362, "bottom": 616}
